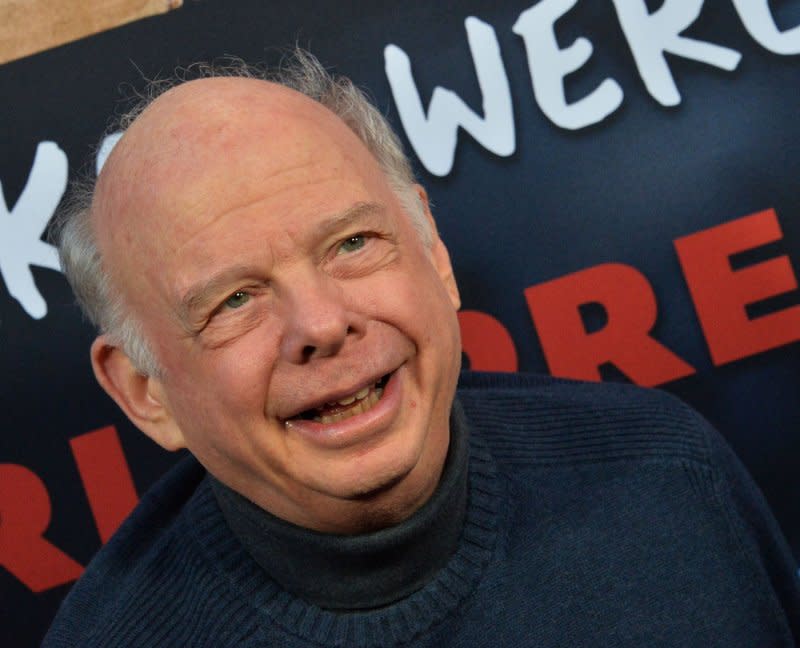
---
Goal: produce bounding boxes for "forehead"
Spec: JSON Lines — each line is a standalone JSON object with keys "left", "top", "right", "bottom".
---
{"left": 92, "top": 78, "right": 397, "bottom": 312}
{"left": 95, "top": 77, "right": 377, "bottom": 231}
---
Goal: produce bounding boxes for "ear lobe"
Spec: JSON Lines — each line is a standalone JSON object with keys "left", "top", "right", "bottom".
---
{"left": 90, "top": 336, "right": 186, "bottom": 451}
{"left": 413, "top": 184, "right": 461, "bottom": 310}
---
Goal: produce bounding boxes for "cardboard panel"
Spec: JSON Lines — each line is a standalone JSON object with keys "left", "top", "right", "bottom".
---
{"left": 0, "top": 0, "right": 182, "bottom": 64}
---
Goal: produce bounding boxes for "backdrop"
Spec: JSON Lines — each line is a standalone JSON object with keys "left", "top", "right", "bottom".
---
{"left": 1, "top": 1, "right": 799, "bottom": 645}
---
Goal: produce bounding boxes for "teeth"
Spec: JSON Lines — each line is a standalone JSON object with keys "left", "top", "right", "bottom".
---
{"left": 314, "top": 386, "right": 384, "bottom": 424}
{"left": 333, "top": 384, "right": 373, "bottom": 407}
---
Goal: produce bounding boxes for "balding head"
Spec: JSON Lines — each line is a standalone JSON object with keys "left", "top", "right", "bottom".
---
{"left": 57, "top": 54, "right": 429, "bottom": 376}
{"left": 91, "top": 76, "right": 429, "bottom": 362}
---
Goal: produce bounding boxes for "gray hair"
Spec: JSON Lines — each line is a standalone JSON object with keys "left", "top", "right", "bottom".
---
{"left": 54, "top": 50, "right": 429, "bottom": 376}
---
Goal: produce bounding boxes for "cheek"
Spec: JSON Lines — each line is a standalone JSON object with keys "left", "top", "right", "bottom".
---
{"left": 363, "top": 266, "right": 460, "bottom": 369}
{"left": 163, "top": 334, "right": 280, "bottom": 425}
{"left": 387, "top": 266, "right": 458, "bottom": 332}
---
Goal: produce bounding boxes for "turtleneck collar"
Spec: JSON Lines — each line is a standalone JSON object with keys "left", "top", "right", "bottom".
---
{"left": 210, "top": 402, "right": 469, "bottom": 611}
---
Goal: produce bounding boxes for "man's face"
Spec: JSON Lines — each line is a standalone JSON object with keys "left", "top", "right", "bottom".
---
{"left": 93, "top": 79, "right": 462, "bottom": 532}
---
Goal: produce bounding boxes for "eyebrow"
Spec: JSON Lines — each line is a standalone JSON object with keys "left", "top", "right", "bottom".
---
{"left": 178, "top": 201, "right": 386, "bottom": 320}
{"left": 312, "top": 201, "right": 386, "bottom": 239}
{"left": 180, "top": 263, "right": 265, "bottom": 321}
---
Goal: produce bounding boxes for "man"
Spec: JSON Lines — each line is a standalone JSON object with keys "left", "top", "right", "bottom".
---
{"left": 45, "top": 53, "right": 799, "bottom": 647}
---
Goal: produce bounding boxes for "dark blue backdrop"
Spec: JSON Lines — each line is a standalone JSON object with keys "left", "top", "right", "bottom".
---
{"left": 1, "top": 2, "right": 798, "bottom": 645}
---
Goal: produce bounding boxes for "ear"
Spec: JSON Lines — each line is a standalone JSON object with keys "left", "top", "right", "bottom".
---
{"left": 414, "top": 184, "right": 461, "bottom": 310}
{"left": 90, "top": 336, "right": 186, "bottom": 451}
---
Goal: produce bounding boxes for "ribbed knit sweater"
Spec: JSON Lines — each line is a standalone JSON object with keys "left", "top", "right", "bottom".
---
{"left": 44, "top": 372, "right": 800, "bottom": 647}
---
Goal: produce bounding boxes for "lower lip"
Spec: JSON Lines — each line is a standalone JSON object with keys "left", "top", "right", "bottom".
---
{"left": 284, "top": 368, "right": 403, "bottom": 449}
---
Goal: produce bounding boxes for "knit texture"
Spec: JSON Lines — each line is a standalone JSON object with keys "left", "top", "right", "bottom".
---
{"left": 44, "top": 372, "right": 800, "bottom": 647}
{"left": 208, "top": 400, "right": 470, "bottom": 610}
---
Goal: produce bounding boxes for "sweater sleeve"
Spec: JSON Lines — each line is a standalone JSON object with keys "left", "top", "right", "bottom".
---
{"left": 695, "top": 405, "right": 800, "bottom": 642}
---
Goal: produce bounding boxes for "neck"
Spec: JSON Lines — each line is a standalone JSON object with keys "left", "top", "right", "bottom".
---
{"left": 211, "top": 402, "right": 470, "bottom": 609}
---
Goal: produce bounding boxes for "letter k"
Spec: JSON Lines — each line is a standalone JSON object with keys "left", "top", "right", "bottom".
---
{"left": 0, "top": 141, "right": 67, "bottom": 319}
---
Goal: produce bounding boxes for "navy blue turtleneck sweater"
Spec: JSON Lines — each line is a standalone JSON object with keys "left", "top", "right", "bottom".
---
{"left": 44, "top": 372, "right": 800, "bottom": 646}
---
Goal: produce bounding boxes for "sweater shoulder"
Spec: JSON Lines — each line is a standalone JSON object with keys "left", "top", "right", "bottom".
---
{"left": 43, "top": 455, "right": 209, "bottom": 646}
{"left": 457, "top": 371, "right": 710, "bottom": 466}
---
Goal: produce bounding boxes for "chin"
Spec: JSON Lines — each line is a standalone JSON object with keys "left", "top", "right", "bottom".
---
{"left": 345, "top": 468, "right": 410, "bottom": 501}
{"left": 331, "top": 467, "right": 430, "bottom": 533}
{"left": 317, "top": 435, "right": 426, "bottom": 502}
{"left": 332, "top": 457, "right": 415, "bottom": 501}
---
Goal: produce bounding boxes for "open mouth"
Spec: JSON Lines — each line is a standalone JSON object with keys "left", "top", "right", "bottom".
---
{"left": 295, "top": 374, "right": 391, "bottom": 424}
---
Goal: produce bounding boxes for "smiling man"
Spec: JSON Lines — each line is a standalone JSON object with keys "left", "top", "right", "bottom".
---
{"left": 84, "top": 71, "right": 461, "bottom": 536}
{"left": 45, "top": 54, "right": 799, "bottom": 647}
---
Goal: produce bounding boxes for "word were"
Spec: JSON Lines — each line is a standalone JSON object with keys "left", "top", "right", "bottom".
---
{"left": 386, "top": 0, "right": 800, "bottom": 175}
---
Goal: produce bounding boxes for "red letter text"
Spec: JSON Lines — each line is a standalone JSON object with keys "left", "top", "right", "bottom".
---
{"left": 458, "top": 309, "right": 518, "bottom": 372}
{"left": 674, "top": 209, "right": 800, "bottom": 365}
{"left": 525, "top": 263, "right": 695, "bottom": 386}
{"left": 70, "top": 426, "right": 139, "bottom": 544}
{"left": 0, "top": 464, "right": 84, "bottom": 592}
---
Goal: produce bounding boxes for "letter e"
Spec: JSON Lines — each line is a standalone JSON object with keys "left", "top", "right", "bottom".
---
{"left": 674, "top": 209, "right": 800, "bottom": 366}
{"left": 513, "top": 0, "right": 623, "bottom": 129}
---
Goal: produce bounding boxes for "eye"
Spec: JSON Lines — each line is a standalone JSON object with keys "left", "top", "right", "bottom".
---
{"left": 224, "top": 290, "right": 251, "bottom": 309}
{"left": 337, "top": 234, "right": 366, "bottom": 255}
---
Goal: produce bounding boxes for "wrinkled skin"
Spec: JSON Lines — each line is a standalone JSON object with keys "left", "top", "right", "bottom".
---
{"left": 89, "top": 77, "right": 462, "bottom": 533}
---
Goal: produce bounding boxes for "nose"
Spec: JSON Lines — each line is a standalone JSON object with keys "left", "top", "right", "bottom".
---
{"left": 279, "top": 271, "right": 363, "bottom": 363}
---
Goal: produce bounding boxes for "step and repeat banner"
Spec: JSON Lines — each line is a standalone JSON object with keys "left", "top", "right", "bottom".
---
{"left": 2, "top": 1, "right": 799, "bottom": 645}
